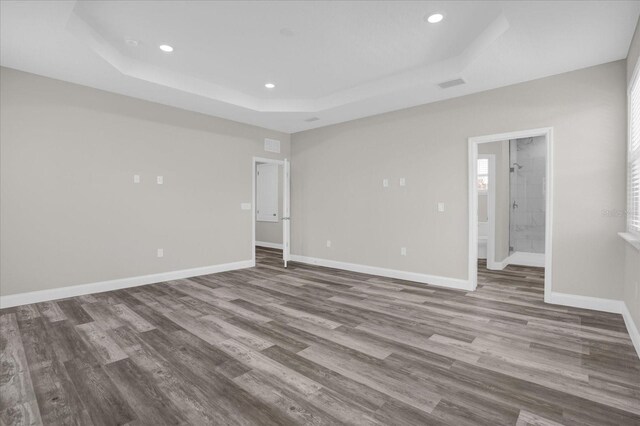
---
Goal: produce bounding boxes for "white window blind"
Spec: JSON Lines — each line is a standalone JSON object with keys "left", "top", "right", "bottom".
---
{"left": 629, "top": 68, "right": 640, "bottom": 234}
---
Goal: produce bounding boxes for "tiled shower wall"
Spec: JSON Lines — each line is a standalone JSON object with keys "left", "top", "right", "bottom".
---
{"left": 510, "top": 136, "right": 546, "bottom": 254}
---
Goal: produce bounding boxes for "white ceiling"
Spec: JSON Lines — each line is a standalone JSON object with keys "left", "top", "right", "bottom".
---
{"left": 2, "top": 1, "right": 639, "bottom": 133}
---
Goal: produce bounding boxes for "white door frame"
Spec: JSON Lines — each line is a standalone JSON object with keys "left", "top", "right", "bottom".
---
{"left": 252, "top": 157, "right": 285, "bottom": 265}
{"left": 283, "top": 159, "right": 291, "bottom": 268}
{"left": 478, "top": 154, "right": 497, "bottom": 269}
{"left": 468, "top": 127, "right": 553, "bottom": 302}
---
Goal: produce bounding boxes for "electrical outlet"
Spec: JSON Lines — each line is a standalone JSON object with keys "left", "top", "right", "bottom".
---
{"left": 157, "top": 248, "right": 164, "bottom": 258}
{"left": 133, "top": 174, "right": 141, "bottom": 184}
{"left": 438, "top": 202, "right": 445, "bottom": 212}
{"left": 400, "top": 247, "right": 407, "bottom": 256}
{"left": 382, "top": 179, "right": 389, "bottom": 188}
{"left": 157, "top": 176, "right": 164, "bottom": 185}
{"left": 326, "top": 240, "right": 332, "bottom": 248}
{"left": 399, "top": 178, "right": 406, "bottom": 187}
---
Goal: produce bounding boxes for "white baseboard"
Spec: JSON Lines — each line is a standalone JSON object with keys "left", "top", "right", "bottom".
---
{"left": 290, "top": 254, "right": 472, "bottom": 291}
{"left": 487, "top": 258, "right": 508, "bottom": 270}
{"left": 256, "top": 241, "right": 283, "bottom": 250}
{"left": 621, "top": 302, "right": 640, "bottom": 359}
{"left": 0, "top": 259, "right": 255, "bottom": 309}
{"left": 546, "top": 291, "right": 624, "bottom": 313}
{"left": 547, "top": 292, "right": 639, "bottom": 359}
{"left": 486, "top": 252, "right": 544, "bottom": 271}
{"left": 506, "top": 251, "right": 545, "bottom": 267}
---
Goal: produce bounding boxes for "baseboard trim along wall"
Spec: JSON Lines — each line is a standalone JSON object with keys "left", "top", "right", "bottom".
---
{"left": 547, "top": 291, "right": 624, "bottom": 313}
{"left": 0, "top": 259, "right": 255, "bottom": 309}
{"left": 290, "top": 254, "right": 473, "bottom": 291}
{"left": 485, "top": 251, "right": 545, "bottom": 270}
{"left": 548, "top": 291, "right": 640, "bottom": 359}
{"left": 255, "top": 241, "right": 284, "bottom": 250}
{"left": 486, "top": 258, "right": 509, "bottom": 271}
{"left": 507, "top": 251, "right": 545, "bottom": 267}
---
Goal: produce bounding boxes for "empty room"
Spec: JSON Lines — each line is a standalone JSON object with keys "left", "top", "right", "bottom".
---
{"left": 1, "top": 1, "right": 640, "bottom": 425}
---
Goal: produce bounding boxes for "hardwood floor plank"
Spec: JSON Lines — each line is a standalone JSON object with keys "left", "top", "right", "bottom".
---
{"left": 0, "top": 399, "right": 43, "bottom": 426}
{"left": 19, "top": 318, "right": 95, "bottom": 425}
{"left": 200, "top": 315, "right": 275, "bottom": 350}
{"left": 55, "top": 300, "right": 92, "bottom": 326}
{"left": 233, "top": 369, "right": 337, "bottom": 425}
{"left": 80, "top": 304, "right": 123, "bottom": 330}
{"left": 34, "top": 303, "right": 66, "bottom": 324}
{"left": 103, "top": 358, "right": 184, "bottom": 425}
{"left": 0, "top": 314, "right": 37, "bottom": 413}
{"left": 63, "top": 358, "right": 136, "bottom": 426}
{"left": 107, "top": 304, "right": 155, "bottom": 333}
{"left": 298, "top": 343, "right": 441, "bottom": 413}
{"left": 287, "top": 321, "right": 393, "bottom": 359}
{"left": 218, "top": 338, "right": 323, "bottom": 396}
{"left": 74, "top": 323, "right": 128, "bottom": 365}
{"left": 1, "top": 248, "right": 638, "bottom": 425}
{"left": 268, "top": 304, "right": 343, "bottom": 329}
{"left": 261, "top": 345, "right": 390, "bottom": 412}
{"left": 515, "top": 409, "right": 565, "bottom": 426}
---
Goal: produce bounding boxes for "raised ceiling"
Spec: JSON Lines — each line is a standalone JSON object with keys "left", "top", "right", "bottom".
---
{"left": 1, "top": 1, "right": 639, "bottom": 133}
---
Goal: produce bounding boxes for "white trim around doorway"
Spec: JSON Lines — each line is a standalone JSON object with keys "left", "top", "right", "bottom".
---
{"left": 468, "top": 127, "right": 554, "bottom": 302}
{"left": 252, "top": 157, "right": 285, "bottom": 265}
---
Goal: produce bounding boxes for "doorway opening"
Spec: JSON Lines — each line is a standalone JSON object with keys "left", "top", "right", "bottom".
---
{"left": 252, "top": 157, "right": 290, "bottom": 268}
{"left": 468, "top": 128, "right": 553, "bottom": 302}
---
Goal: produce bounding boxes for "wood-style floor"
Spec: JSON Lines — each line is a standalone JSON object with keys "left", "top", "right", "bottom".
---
{"left": 1, "top": 248, "right": 639, "bottom": 426}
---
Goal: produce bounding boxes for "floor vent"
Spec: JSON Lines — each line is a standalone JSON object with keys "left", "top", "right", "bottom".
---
{"left": 437, "top": 78, "right": 466, "bottom": 89}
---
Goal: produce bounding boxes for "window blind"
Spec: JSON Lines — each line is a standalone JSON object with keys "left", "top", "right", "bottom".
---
{"left": 477, "top": 158, "right": 489, "bottom": 176}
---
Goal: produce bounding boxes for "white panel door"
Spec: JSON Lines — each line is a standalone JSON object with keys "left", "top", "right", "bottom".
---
{"left": 256, "top": 163, "right": 279, "bottom": 222}
{"left": 282, "top": 159, "right": 290, "bottom": 267}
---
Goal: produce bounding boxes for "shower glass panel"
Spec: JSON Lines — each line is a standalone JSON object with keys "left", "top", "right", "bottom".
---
{"left": 509, "top": 137, "right": 546, "bottom": 255}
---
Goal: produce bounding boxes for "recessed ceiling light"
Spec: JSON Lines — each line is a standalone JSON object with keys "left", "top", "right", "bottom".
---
{"left": 426, "top": 13, "right": 444, "bottom": 24}
{"left": 265, "top": 83, "right": 275, "bottom": 89}
{"left": 159, "top": 44, "right": 174, "bottom": 53}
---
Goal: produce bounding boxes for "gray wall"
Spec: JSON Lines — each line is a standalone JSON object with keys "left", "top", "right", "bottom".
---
{"left": 625, "top": 18, "right": 640, "bottom": 331}
{"left": 291, "top": 60, "right": 627, "bottom": 300}
{"left": 0, "top": 67, "right": 290, "bottom": 296}
{"left": 628, "top": 17, "right": 640, "bottom": 86}
{"left": 478, "top": 140, "right": 510, "bottom": 263}
{"left": 255, "top": 165, "right": 283, "bottom": 245}
{"left": 478, "top": 194, "right": 488, "bottom": 223}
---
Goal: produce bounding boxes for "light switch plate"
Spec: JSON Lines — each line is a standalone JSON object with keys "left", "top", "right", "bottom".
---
{"left": 241, "top": 203, "right": 252, "bottom": 210}
{"left": 400, "top": 247, "right": 407, "bottom": 256}
{"left": 157, "top": 248, "right": 164, "bottom": 258}
{"left": 133, "top": 174, "right": 141, "bottom": 184}
{"left": 326, "top": 240, "right": 332, "bottom": 248}
{"left": 157, "top": 176, "right": 163, "bottom": 185}
{"left": 399, "top": 178, "right": 406, "bottom": 187}
{"left": 382, "top": 179, "right": 389, "bottom": 188}
{"left": 438, "top": 202, "right": 445, "bottom": 212}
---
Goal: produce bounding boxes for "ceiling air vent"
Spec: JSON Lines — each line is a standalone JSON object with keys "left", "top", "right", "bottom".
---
{"left": 437, "top": 78, "right": 466, "bottom": 89}
{"left": 305, "top": 117, "right": 320, "bottom": 122}
{"left": 264, "top": 138, "right": 281, "bottom": 153}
